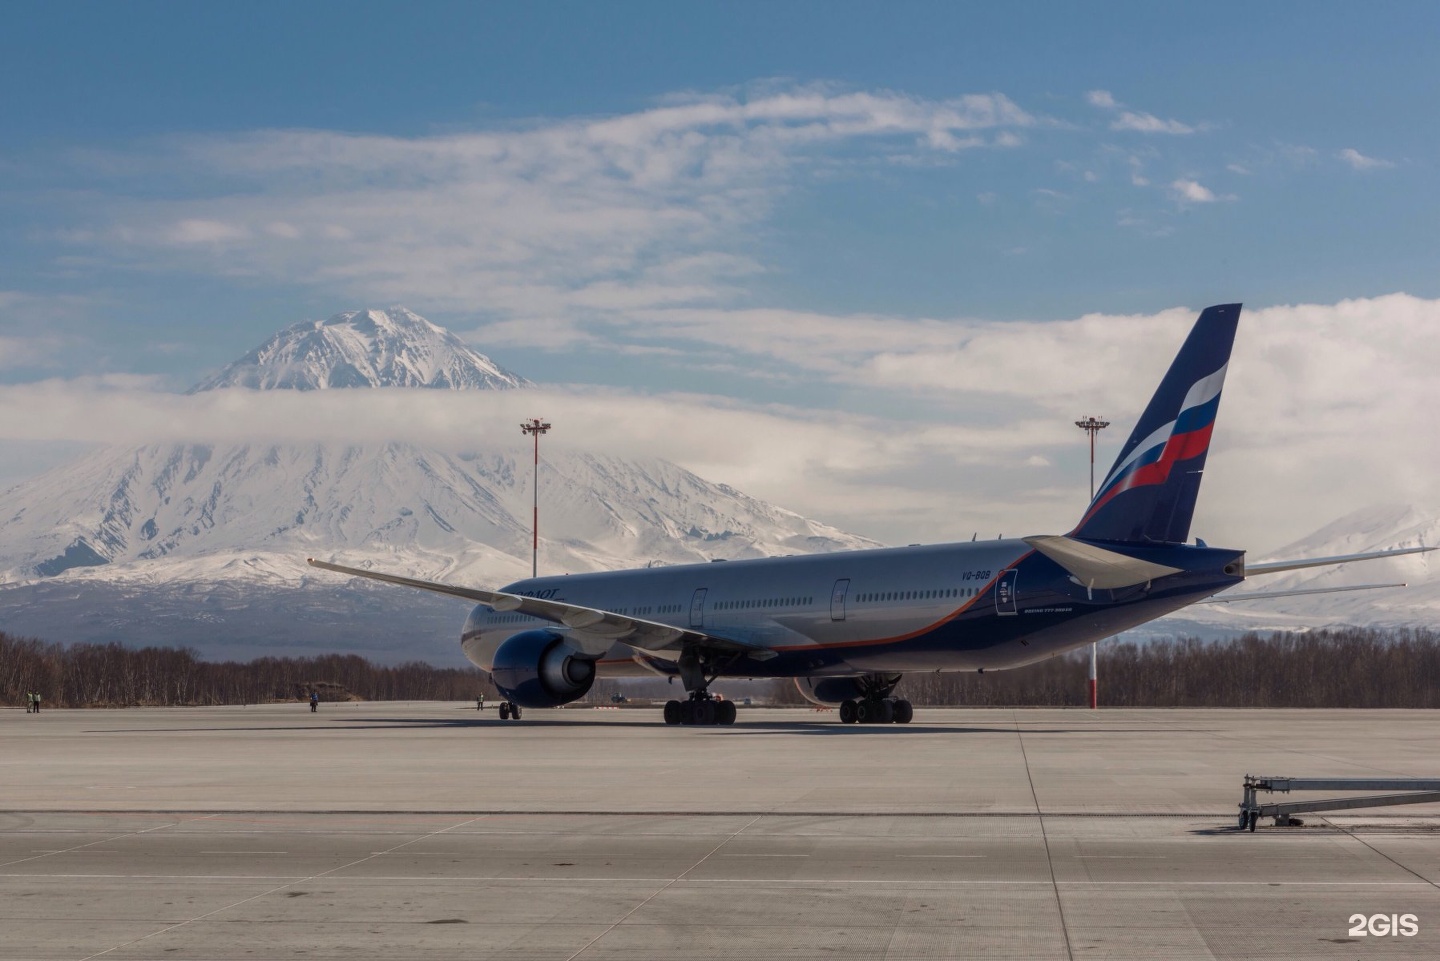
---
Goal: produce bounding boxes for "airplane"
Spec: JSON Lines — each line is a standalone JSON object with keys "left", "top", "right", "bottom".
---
{"left": 308, "top": 304, "right": 1432, "bottom": 725}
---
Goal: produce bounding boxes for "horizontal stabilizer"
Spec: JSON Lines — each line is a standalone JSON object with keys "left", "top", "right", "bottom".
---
{"left": 1201, "top": 583, "right": 1407, "bottom": 604}
{"left": 1247, "top": 545, "right": 1434, "bottom": 576}
{"left": 1023, "top": 535, "right": 1182, "bottom": 590}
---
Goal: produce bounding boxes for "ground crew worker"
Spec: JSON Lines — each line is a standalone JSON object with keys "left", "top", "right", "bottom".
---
{"left": 309, "top": 691, "right": 319, "bottom": 712}
{"left": 25, "top": 691, "right": 34, "bottom": 713}
{"left": 31, "top": 691, "right": 41, "bottom": 714}
{"left": 477, "top": 694, "right": 484, "bottom": 711}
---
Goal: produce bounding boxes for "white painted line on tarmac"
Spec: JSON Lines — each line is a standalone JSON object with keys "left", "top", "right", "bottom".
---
{"left": 6, "top": 872, "right": 1437, "bottom": 887}
{"left": 197, "top": 851, "right": 291, "bottom": 855}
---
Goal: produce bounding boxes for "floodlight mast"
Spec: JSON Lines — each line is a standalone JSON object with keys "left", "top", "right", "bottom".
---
{"left": 1075, "top": 415, "right": 1111, "bottom": 709}
{"left": 521, "top": 418, "right": 552, "bottom": 578}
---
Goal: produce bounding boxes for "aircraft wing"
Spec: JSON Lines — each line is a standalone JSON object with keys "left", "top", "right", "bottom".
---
{"left": 1199, "top": 582, "right": 1407, "bottom": 604}
{"left": 1245, "top": 545, "right": 1433, "bottom": 575}
{"left": 305, "top": 558, "right": 776, "bottom": 661}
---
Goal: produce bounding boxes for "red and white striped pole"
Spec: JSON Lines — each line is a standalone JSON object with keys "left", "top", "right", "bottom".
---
{"left": 1075, "top": 415, "right": 1110, "bottom": 710}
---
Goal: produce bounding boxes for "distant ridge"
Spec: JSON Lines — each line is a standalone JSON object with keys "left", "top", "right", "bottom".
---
{"left": 189, "top": 307, "right": 530, "bottom": 392}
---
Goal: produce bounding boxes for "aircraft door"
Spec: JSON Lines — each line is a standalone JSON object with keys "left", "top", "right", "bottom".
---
{"left": 830, "top": 578, "right": 850, "bottom": 622}
{"left": 689, "top": 588, "right": 708, "bottom": 629}
{"left": 995, "top": 569, "right": 1018, "bottom": 616}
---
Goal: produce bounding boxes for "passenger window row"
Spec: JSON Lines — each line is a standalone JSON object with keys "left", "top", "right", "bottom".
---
{"left": 716, "top": 596, "right": 814, "bottom": 611}
{"left": 856, "top": 587, "right": 978, "bottom": 603}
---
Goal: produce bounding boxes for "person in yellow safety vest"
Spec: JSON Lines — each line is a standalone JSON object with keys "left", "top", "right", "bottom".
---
{"left": 477, "top": 693, "right": 485, "bottom": 711}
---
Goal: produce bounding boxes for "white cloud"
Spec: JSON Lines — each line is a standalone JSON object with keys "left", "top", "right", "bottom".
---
{"left": 1112, "top": 111, "right": 1195, "bottom": 135}
{"left": 1338, "top": 147, "right": 1394, "bottom": 171}
{"left": 0, "top": 291, "right": 94, "bottom": 368}
{"left": 61, "top": 84, "right": 1036, "bottom": 316}
{"left": 1084, "top": 90, "right": 1198, "bottom": 134}
{"left": 6, "top": 295, "right": 1435, "bottom": 551}
{"left": 1171, "top": 179, "right": 1216, "bottom": 202}
{"left": 165, "top": 218, "right": 252, "bottom": 245}
{"left": 0, "top": 335, "right": 52, "bottom": 370}
{"left": 1169, "top": 178, "right": 1235, "bottom": 204}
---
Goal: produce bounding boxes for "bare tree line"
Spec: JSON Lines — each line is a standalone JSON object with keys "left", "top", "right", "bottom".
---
{"left": 890, "top": 628, "right": 1440, "bottom": 709}
{"left": 1, "top": 632, "right": 494, "bottom": 708}
{"left": 4, "top": 627, "right": 1439, "bottom": 709}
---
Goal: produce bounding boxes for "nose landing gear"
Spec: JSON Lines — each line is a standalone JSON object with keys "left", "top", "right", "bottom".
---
{"left": 497, "top": 701, "right": 522, "bottom": 721}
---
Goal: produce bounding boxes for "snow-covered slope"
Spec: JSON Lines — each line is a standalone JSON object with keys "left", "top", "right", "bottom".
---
{"left": 0, "top": 443, "right": 877, "bottom": 585}
{"left": 1137, "top": 503, "right": 1439, "bottom": 640}
{"left": 0, "top": 306, "right": 878, "bottom": 663}
{"left": 189, "top": 307, "right": 529, "bottom": 391}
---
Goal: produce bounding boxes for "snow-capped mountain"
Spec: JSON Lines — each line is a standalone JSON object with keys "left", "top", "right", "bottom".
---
{"left": 1137, "top": 503, "right": 1439, "bottom": 639}
{"left": 0, "top": 443, "right": 876, "bottom": 585}
{"left": 0, "top": 307, "right": 877, "bottom": 663}
{"left": 189, "top": 307, "right": 530, "bottom": 392}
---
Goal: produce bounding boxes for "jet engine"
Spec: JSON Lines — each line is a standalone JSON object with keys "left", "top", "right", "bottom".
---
{"left": 490, "top": 630, "right": 597, "bottom": 708}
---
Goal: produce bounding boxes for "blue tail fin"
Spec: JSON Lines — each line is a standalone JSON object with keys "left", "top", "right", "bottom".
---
{"left": 1071, "top": 304, "right": 1242, "bottom": 545}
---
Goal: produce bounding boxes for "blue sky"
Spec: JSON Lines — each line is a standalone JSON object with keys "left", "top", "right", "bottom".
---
{"left": 2, "top": 1, "right": 1439, "bottom": 548}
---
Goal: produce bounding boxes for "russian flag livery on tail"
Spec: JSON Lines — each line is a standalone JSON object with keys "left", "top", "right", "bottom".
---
{"left": 308, "top": 301, "right": 1434, "bottom": 726}
{"left": 1072, "top": 304, "right": 1240, "bottom": 545}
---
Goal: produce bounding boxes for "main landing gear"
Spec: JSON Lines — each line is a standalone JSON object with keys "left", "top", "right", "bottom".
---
{"left": 837, "top": 674, "right": 913, "bottom": 724}
{"left": 663, "top": 646, "right": 740, "bottom": 726}
{"left": 497, "top": 701, "right": 522, "bottom": 721}
{"left": 663, "top": 694, "right": 737, "bottom": 726}
{"left": 839, "top": 696, "right": 913, "bottom": 724}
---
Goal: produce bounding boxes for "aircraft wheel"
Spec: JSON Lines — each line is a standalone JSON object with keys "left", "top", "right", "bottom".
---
{"left": 664, "top": 700, "right": 682, "bottom": 725}
{"left": 893, "top": 699, "right": 914, "bottom": 724}
{"left": 876, "top": 699, "right": 895, "bottom": 724}
{"left": 510, "top": 704, "right": 522, "bottom": 721}
{"left": 855, "top": 700, "right": 872, "bottom": 724}
{"left": 718, "top": 700, "right": 737, "bottom": 725}
{"left": 679, "top": 700, "right": 695, "bottom": 725}
{"left": 839, "top": 700, "right": 858, "bottom": 724}
{"left": 695, "top": 700, "right": 716, "bottom": 725}
{"left": 499, "top": 702, "right": 511, "bottom": 721}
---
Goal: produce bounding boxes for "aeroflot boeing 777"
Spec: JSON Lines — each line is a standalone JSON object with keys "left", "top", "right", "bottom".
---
{"left": 309, "top": 304, "right": 1431, "bottom": 725}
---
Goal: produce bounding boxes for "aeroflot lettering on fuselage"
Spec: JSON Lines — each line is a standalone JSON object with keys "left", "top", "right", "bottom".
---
{"left": 514, "top": 589, "right": 563, "bottom": 599}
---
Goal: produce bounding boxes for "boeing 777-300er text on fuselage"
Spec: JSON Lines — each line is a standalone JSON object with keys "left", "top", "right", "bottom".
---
{"left": 309, "top": 304, "right": 1431, "bottom": 725}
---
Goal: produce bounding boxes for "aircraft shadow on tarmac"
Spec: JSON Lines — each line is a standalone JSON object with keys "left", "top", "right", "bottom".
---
{"left": 335, "top": 717, "right": 1151, "bottom": 736}
{"left": 90, "top": 718, "right": 1196, "bottom": 736}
